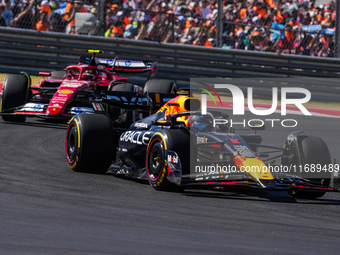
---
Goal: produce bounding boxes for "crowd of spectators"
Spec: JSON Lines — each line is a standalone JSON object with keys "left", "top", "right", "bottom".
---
{"left": 0, "top": 0, "right": 336, "bottom": 57}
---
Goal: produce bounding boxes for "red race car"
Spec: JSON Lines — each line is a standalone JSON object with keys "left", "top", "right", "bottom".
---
{"left": 0, "top": 50, "right": 177, "bottom": 123}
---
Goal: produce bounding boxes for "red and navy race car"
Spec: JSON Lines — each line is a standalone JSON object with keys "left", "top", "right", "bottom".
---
{"left": 0, "top": 50, "right": 177, "bottom": 123}
{"left": 66, "top": 93, "right": 340, "bottom": 199}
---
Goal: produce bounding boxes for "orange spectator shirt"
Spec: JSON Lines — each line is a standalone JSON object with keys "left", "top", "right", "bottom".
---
{"left": 316, "top": 14, "right": 322, "bottom": 22}
{"left": 284, "top": 30, "right": 294, "bottom": 42}
{"left": 257, "top": 8, "right": 267, "bottom": 18}
{"left": 276, "top": 10, "right": 283, "bottom": 23}
{"left": 204, "top": 40, "right": 212, "bottom": 47}
{"left": 64, "top": 3, "right": 87, "bottom": 26}
{"left": 124, "top": 16, "right": 131, "bottom": 26}
{"left": 63, "top": 3, "right": 72, "bottom": 20}
{"left": 111, "top": 25, "right": 124, "bottom": 36}
{"left": 36, "top": 21, "right": 48, "bottom": 31}
{"left": 266, "top": 0, "right": 276, "bottom": 8}
{"left": 240, "top": 8, "right": 247, "bottom": 20}
{"left": 41, "top": 5, "right": 51, "bottom": 15}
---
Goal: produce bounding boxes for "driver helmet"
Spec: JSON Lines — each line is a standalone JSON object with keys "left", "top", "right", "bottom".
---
{"left": 188, "top": 115, "right": 213, "bottom": 132}
{"left": 81, "top": 69, "right": 95, "bottom": 80}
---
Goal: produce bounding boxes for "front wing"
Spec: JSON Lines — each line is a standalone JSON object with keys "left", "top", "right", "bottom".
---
{"left": 180, "top": 174, "right": 338, "bottom": 193}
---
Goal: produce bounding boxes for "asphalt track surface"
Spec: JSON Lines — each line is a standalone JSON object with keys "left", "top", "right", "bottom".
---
{"left": 1, "top": 111, "right": 340, "bottom": 255}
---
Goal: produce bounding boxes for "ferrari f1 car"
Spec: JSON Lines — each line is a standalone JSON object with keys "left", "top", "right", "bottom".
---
{"left": 66, "top": 93, "right": 339, "bottom": 199}
{"left": 0, "top": 50, "right": 176, "bottom": 123}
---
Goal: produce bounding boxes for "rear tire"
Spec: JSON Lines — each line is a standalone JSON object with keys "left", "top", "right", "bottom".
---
{"left": 108, "top": 83, "right": 136, "bottom": 127}
{"left": 1, "top": 73, "right": 30, "bottom": 122}
{"left": 66, "top": 114, "right": 115, "bottom": 174}
{"left": 288, "top": 135, "right": 331, "bottom": 199}
{"left": 146, "top": 129, "right": 189, "bottom": 191}
{"left": 144, "top": 79, "right": 177, "bottom": 94}
{"left": 110, "top": 83, "right": 135, "bottom": 92}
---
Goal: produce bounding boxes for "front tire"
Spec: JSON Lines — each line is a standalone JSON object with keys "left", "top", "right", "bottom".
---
{"left": 66, "top": 114, "right": 115, "bottom": 174}
{"left": 146, "top": 130, "right": 189, "bottom": 191}
{"left": 1, "top": 73, "right": 30, "bottom": 122}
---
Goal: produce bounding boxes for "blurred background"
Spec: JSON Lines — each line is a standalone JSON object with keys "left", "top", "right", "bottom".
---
{"left": 0, "top": 0, "right": 337, "bottom": 57}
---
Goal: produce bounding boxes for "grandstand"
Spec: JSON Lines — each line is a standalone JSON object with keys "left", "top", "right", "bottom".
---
{"left": 1, "top": 0, "right": 336, "bottom": 57}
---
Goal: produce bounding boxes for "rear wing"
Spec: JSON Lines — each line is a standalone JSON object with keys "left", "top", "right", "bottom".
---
{"left": 102, "top": 58, "right": 156, "bottom": 71}
{"left": 79, "top": 55, "right": 156, "bottom": 70}
{"left": 79, "top": 55, "right": 157, "bottom": 79}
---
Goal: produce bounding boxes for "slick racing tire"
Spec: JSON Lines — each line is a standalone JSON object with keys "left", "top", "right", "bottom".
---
{"left": 146, "top": 129, "right": 189, "bottom": 191}
{"left": 66, "top": 114, "right": 115, "bottom": 174}
{"left": 144, "top": 79, "right": 177, "bottom": 94}
{"left": 110, "top": 83, "right": 135, "bottom": 92}
{"left": 1, "top": 73, "right": 30, "bottom": 122}
{"left": 107, "top": 83, "right": 136, "bottom": 127}
{"left": 288, "top": 135, "right": 331, "bottom": 199}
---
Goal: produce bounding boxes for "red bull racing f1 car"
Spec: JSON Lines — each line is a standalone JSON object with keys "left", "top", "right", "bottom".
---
{"left": 0, "top": 50, "right": 176, "bottom": 123}
{"left": 66, "top": 92, "right": 340, "bottom": 199}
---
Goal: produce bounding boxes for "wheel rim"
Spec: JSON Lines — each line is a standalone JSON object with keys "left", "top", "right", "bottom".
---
{"left": 66, "top": 123, "right": 78, "bottom": 164}
{"left": 152, "top": 152, "right": 160, "bottom": 168}
{"left": 147, "top": 139, "right": 164, "bottom": 181}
